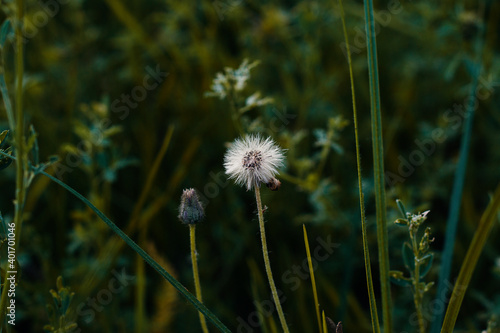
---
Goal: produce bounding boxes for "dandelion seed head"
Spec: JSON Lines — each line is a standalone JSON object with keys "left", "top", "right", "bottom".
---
{"left": 224, "top": 135, "right": 285, "bottom": 190}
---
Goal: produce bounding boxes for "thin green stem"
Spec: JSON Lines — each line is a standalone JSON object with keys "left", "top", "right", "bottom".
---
{"left": 0, "top": 1, "right": 26, "bottom": 327}
{"left": 362, "top": 0, "right": 392, "bottom": 330}
{"left": 134, "top": 249, "right": 146, "bottom": 333}
{"left": 303, "top": 225, "right": 322, "bottom": 333}
{"left": 254, "top": 184, "right": 289, "bottom": 333}
{"left": 337, "top": 0, "right": 380, "bottom": 331}
{"left": 190, "top": 225, "right": 209, "bottom": 333}
{"left": 38, "top": 170, "right": 230, "bottom": 333}
{"left": 410, "top": 229, "right": 425, "bottom": 333}
{"left": 441, "top": 184, "right": 500, "bottom": 333}
{"left": 13, "top": 0, "right": 26, "bottom": 253}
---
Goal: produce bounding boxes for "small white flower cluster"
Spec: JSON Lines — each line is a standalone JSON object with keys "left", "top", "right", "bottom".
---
{"left": 224, "top": 135, "right": 285, "bottom": 190}
{"left": 205, "top": 59, "right": 259, "bottom": 100}
{"left": 408, "top": 210, "right": 430, "bottom": 225}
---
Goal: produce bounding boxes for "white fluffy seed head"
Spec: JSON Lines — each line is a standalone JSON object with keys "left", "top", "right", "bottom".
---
{"left": 224, "top": 135, "right": 285, "bottom": 190}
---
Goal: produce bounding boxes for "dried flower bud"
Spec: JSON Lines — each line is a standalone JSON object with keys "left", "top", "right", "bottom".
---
{"left": 266, "top": 177, "right": 281, "bottom": 191}
{"left": 178, "top": 188, "right": 204, "bottom": 224}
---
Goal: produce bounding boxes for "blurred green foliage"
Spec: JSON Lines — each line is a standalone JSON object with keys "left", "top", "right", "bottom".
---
{"left": 0, "top": 0, "right": 499, "bottom": 332}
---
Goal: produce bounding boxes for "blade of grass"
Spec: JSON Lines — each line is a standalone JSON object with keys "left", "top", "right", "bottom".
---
{"left": 321, "top": 311, "right": 327, "bottom": 333}
{"left": 440, "top": 184, "right": 500, "bottom": 332}
{"left": 337, "top": 0, "right": 381, "bottom": 331}
{"left": 432, "top": 8, "right": 486, "bottom": 330}
{"left": 37, "top": 169, "right": 231, "bottom": 333}
{"left": 362, "top": 0, "right": 392, "bottom": 331}
{"left": 303, "top": 225, "right": 322, "bottom": 333}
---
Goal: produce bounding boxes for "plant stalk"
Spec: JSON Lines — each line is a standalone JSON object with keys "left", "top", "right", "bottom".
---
{"left": 190, "top": 225, "right": 209, "bottom": 333}
{"left": 410, "top": 229, "right": 425, "bottom": 333}
{"left": 254, "top": 183, "right": 289, "bottom": 333}
{"left": 0, "top": 0, "right": 26, "bottom": 327}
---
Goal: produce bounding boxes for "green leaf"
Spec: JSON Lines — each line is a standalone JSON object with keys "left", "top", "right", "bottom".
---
{"left": 402, "top": 242, "right": 415, "bottom": 271}
{"left": 419, "top": 253, "right": 434, "bottom": 279}
{"left": 396, "top": 199, "right": 407, "bottom": 219}
{"left": 0, "top": 19, "right": 12, "bottom": 47}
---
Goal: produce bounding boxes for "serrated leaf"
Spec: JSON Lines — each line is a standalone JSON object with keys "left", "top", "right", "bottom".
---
{"left": 402, "top": 242, "right": 415, "bottom": 271}
{"left": 419, "top": 253, "right": 434, "bottom": 279}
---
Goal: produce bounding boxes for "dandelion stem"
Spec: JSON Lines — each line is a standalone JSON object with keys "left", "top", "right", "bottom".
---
{"left": 254, "top": 183, "right": 289, "bottom": 333}
{"left": 190, "top": 224, "right": 209, "bottom": 333}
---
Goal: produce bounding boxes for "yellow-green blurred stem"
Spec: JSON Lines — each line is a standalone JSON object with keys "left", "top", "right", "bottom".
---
{"left": 190, "top": 224, "right": 209, "bottom": 333}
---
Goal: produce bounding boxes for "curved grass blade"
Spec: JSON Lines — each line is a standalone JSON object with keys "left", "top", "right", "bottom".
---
{"left": 440, "top": 184, "right": 500, "bottom": 332}
{"left": 336, "top": 0, "right": 380, "bottom": 331}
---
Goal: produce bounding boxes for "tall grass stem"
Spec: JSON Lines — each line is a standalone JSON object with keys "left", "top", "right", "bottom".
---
{"left": 362, "top": 0, "right": 392, "bottom": 330}
{"left": 303, "top": 225, "right": 322, "bottom": 333}
{"left": 338, "top": 0, "right": 381, "bottom": 330}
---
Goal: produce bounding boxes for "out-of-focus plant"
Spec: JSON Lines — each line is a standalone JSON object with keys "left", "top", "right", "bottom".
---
{"left": 63, "top": 102, "right": 137, "bottom": 256}
{"left": 43, "top": 276, "right": 77, "bottom": 333}
{"left": 206, "top": 59, "right": 273, "bottom": 135}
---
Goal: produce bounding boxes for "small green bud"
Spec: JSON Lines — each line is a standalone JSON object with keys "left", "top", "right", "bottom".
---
{"left": 178, "top": 188, "right": 204, "bottom": 224}
{"left": 394, "top": 218, "right": 408, "bottom": 226}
